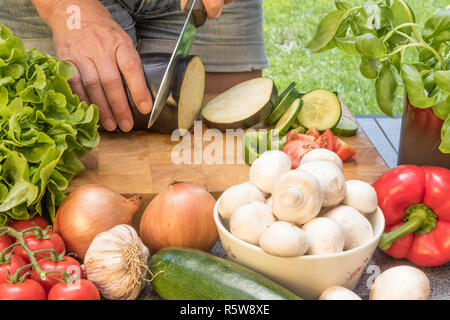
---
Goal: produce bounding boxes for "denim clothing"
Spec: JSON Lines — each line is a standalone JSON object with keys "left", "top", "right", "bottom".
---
{"left": 0, "top": 0, "right": 268, "bottom": 72}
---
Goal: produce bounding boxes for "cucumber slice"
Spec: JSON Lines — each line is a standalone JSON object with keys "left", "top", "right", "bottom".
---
{"left": 332, "top": 115, "right": 359, "bottom": 137}
{"left": 297, "top": 89, "right": 342, "bottom": 131}
{"left": 267, "top": 130, "right": 287, "bottom": 150}
{"left": 243, "top": 131, "right": 260, "bottom": 165}
{"left": 265, "top": 87, "right": 300, "bottom": 125}
{"left": 274, "top": 98, "right": 303, "bottom": 136}
{"left": 275, "top": 81, "right": 297, "bottom": 106}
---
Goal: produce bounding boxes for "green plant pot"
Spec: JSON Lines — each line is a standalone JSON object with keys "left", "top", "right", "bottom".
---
{"left": 397, "top": 94, "right": 450, "bottom": 169}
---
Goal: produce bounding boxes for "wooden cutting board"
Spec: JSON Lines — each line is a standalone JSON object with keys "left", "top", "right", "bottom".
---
{"left": 69, "top": 96, "right": 389, "bottom": 210}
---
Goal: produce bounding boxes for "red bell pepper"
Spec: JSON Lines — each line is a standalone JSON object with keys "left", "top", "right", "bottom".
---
{"left": 373, "top": 165, "right": 450, "bottom": 267}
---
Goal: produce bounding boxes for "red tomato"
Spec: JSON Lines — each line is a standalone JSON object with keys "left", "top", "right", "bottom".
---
{"left": 334, "top": 137, "right": 357, "bottom": 161}
{"left": 282, "top": 140, "right": 319, "bottom": 169}
{"left": 0, "top": 235, "right": 12, "bottom": 252}
{"left": 8, "top": 216, "right": 49, "bottom": 233}
{"left": 14, "top": 231, "right": 65, "bottom": 263}
{"left": 305, "top": 127, "right": 321, "bottom": 140}
{"left": 286, "top": 132, "right": 317, "bottom": 144}
{"left": 31, "top": 256, "right": 83, "bottom": 292}
{"left": 48, "top": 279, "right": 100, "bottom": 300}
{"left": 0, "top": 279, "right": 47, "bottom": 300}
{"left": 316, "top": 129, "right": 335, "bottom": 151}
{"left": 0, "top": 255, "right": 28, "bottom": 284}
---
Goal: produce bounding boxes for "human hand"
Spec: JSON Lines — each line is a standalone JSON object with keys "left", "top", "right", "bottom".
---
{"left": 180, "top": 0, "right": 235, "bottom": 19}
{"left": 36, "top": 0, "right": 152, "bottom": 132}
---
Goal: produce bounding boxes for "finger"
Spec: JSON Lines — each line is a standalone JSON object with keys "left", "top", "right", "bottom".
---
{"left": 116, "top": 43, "right": 153, "bottom": 115}
{"left": 58, "top": 58, "right": 91, "bottom": 104}
{"left": 202, "top": 0, "right": 224, "bottom": 19}
{"left": 224, "top": 0, "right": 234, "bottom": 4}
{"left": 76, "top": 58, "right": 117, "bottom": 131}
{"left": 95, "top": 54, "right": 134, "bottom": 132}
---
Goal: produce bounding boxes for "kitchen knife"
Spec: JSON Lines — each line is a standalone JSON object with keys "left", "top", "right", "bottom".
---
{"left": 147, "top": 0, "right": 207, "bottom": 128}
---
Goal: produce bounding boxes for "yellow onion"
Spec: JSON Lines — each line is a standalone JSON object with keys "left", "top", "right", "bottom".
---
{"left": 140, "top": 182, "right": 218, "bottom": 253}
{"left": 54, "top": 184, "right": 141, "bottom": 259}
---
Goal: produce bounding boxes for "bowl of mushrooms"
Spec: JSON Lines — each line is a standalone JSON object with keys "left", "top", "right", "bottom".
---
{"left": 214, "top": 149, "right": 385, "bottom": 300}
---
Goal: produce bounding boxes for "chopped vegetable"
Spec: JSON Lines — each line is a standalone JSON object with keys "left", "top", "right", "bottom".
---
{"left": 202, "top": 77, "right": 277, "bottom": 131}
{"left": 334, "top": 137, "right": 357, "bottom": 161}
{"left": 266, "top": 87, "right": 300, "bottom": 125}
{"left": 332, "top": 116, "right": 359, "bottom": 137}
{"left": 316, "top": 129, "right": 335, "bottom": 151}
{"left": 0, "top": 25, "right": 100, "bottom": 225}
{"left": 274, "top": 98, "right": 303, "bottom": 136}
{"left": 297, "top": 89, "right": 342, "bottom": 131}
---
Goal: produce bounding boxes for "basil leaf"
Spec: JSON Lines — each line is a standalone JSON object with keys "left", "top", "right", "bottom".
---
{"left": 355, "top": 33, "right": 387, "bottom": 58}
{"left": 431, "top": 89, "right": 450, "bottom": 120}
{"left": 401, "top": 64, "right": 436, "bottom": 109}
{"left": 434, "top": 70, "right": 450, "bottom": 94}
{"left": 360, "top": 56, "right": 380, "bottom": 79}
{"left": 334, "top": 37, "right": 359, "bottom": 55}
{"left": 376, "top": 64, "right": 398, "bottom": 117}
{"left": 305, "top": 10, "right": 349, "bottom": 52}
{"left": 440, "top": 113, "right": 450, "bottom": 153}
{"left": 334, "top": 0, "right": 352, "bottom": 11}
{"left": 423, "top": 9, "right": 450, "bottom": 43}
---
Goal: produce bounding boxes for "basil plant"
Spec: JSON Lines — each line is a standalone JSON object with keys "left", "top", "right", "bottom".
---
{"left": 306, "top": 0, "right": 450, "bottom": 153}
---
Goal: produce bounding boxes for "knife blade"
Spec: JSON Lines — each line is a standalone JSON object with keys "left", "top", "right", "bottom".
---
{"left": 147, "top": 0, "right": 207, "bottom": 128}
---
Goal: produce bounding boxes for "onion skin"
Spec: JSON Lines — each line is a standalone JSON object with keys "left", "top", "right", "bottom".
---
{"left": 140, "top": 183, "right": 218, "bottom": 254}
{"left": 54, "top": 184, "right": 141, "bottom": 259}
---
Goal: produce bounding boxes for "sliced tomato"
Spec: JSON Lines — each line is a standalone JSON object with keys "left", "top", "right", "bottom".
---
{"left": 286, "top": 132, "right": 316, "bottom": 144}
{"left": 334, "top": 137, "right": 356, "bottom": 161}
{"left": 282, "top": 140, "right": 319, "bottom": 169}
{"left": 316, "top": 129, "right": 335, "bottom": 151}
{"left": 305, "top": 127, "right": 320, "bottom": 140}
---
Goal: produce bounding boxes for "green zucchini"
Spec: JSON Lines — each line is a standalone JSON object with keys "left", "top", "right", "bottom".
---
{"left": 332, "top": 115, "right": 359, "bottom": 137}
{"left": 149, "top": 248, "right": 302, "bottom": 300}
{"left": 297, "top": 89, "right": 342, "bottom": 131}
{"left": 265, "top": 87, "right": 300, "bottom": 125}
{"left": 274, "top": 98, "right": 303, "bottom": 136}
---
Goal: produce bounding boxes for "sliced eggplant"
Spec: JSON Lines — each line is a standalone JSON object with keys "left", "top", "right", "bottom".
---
{"left": 124, "top": 53, "right": 205, "bottom": 134}
{"left": 201, "top": 77, "right": 277, "bottom": 132}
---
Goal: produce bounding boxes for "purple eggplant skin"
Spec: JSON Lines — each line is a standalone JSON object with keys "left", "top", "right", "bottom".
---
{"left": 123, "top": 53, "right": 205, "bottom": 133}
{"left": 202, "top": 82, "right": 278, "bottom": 132}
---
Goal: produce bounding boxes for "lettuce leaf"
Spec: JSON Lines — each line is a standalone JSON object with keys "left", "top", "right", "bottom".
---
{"left": 0, "top": 24, "right": 99, "bottom": 224}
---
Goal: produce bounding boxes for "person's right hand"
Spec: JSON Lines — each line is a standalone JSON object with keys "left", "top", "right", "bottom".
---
{"left": 38, "top": 0, "right": 153, "bottom": 132}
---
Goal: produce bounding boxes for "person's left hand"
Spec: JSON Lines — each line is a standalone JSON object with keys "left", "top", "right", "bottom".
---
{"left": 180, "top": 0, "right": 235, "bottom": 19}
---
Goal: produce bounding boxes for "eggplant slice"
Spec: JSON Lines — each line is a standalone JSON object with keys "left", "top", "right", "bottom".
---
{"left": 124, "top": 53, "right": 205, "bottom": 134}
{"left": 201, "top": 77, "right": 277, "bottom": 132}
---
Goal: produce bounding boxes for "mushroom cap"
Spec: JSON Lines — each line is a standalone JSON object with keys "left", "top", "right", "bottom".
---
{"left": 300, "top": 148, "right": 344, "bottom": 172}
{"left": 370, "top": 266, "right": 430, "bottom": 300}
{"left": 323, "top": 205, "right": 373, "bottom": 250}
{"left": 259, "top": 221, "right": 309, "bottom": 257}
{"left": 343, "top": 180, "right": 378, "bottom": 214}
{"left": 319, "top": 286, "right": 362, "bottom": 300}
{"left": 272, "top": 170, "right": 322, "bottom": 225}
{"left": 301, "top": 217, "right": 345, "bottom": 255}
{"left": 218, "top": 182, "right": 266, "bottom": 219}
{"left": 298, "top": 160, "right": 346, "bottom": 207}
{"left": 229, "top": 201, "right": 275, "bottom": 245}
{"left": 249, "top": 150, "right": 292, "bottom": 193}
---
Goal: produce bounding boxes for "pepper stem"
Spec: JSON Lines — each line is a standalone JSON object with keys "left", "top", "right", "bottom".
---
{"left": 379, "top": 204, "right": 437, "bottom": 250}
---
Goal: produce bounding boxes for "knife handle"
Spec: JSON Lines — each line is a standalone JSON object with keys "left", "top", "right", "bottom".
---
{"left": 185, "top": 0, "right": 207, "bottom": 28}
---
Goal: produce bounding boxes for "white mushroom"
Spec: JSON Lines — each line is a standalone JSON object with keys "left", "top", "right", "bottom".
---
{"left": 265, "top": 196, "right": 273, "bottom": 210}
{"left": 343, "top": 180, "right": 378, "bottom": 214}
{"left": 218, "top": 182, "right": 266, "bottom": 219}
{"left": 300, "top": 148, "right": 344, "bottom": 171}
{"left": 301, "top": 217, "right": 345, "bottom": 255}
{"left": 298, "top": 161, "right": 346, "bottom": 207}
{"left": 229, "top": 201, "right": 275, "bottom": 245}
{"left": 259, "top": 221, "right": 309, "bottom": 257}
{"left": 323, "top": 205, "right": 373, "bottom": 250}
{"left": 319, "top": 286, "right": 362, "bottom": 300}
{"left": 249, "top": 150, "right": 292, "bottom": 193}
{"left": 370, "top": 266, "right": 430, "bottom": 300}
{"left": 272, "top": 170, "right": 322, "bottom": 225}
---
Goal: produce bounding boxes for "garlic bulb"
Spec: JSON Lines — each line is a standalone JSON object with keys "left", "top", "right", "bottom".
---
{"left": 84, "top": 224, "right": 150, "bottom": 300}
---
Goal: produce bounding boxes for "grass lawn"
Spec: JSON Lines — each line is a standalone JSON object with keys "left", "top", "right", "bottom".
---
{"left": 262, "top": 0, "right": 447, "bottom": 115}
